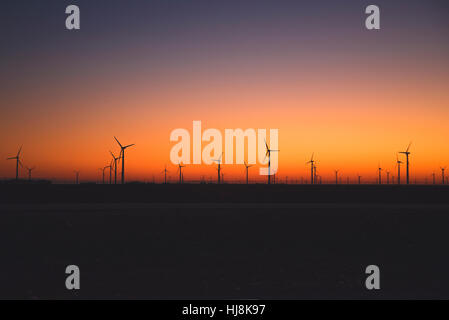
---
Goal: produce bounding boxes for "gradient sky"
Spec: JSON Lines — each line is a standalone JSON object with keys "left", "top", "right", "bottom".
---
{"left": 1, "top": 0, "right": 448, "bottom": 183}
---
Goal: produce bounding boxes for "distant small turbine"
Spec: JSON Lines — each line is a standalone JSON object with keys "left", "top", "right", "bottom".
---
{"left": 358, "top": 174, "right": 362, "bottom": 185}
{"left": 7, "top": 146, "right": 23, "bottom": 181}
{"left": 399, "top": 142, "right": 412, "bottom": 185}
{"left": 396, "top": 154, "right": 403, "bottom": 185}
{"left": 386, "top": 171, "right": 390, "bottom": 184}
{"left": 334, "top": 170, "right": 339, "bottom": 185}
{"left": 378, "top": 163, "right": 382, "bottom": 185}
{"left": 432, "top": 172, "right": 436, "bottom": 185}
{"left": 25, "top": 166, "right": 35, "bottom": 182}
{"left": 244, "top": 161, "right": 253, "bottom": 184}
{"left": 441, "top": 167, "right": 447, "bottom": 185}
{"left": 74, "top": 170, "right": 80, "bottom": 184}
{"left": 264, "top": 139, "right": 279, "bottom": 185}
{"left": 178, "top": 163, "right": 185, "bottom": 184}
{"left": 162, "top": 165, "right": 169, "bottom": 184}
{"left": 110, "top": 151, "right": 121, "bottom": 184}
{"left": 213, "top": 153, "right": 223, "bottom": 184}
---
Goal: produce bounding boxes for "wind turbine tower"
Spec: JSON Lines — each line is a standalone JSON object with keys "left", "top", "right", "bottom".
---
{"left": 114, "top": 136, "right": 135, "bottom": 184}
{"left": 399, "top": 142, "right": 412, "bottom": 184}
{"left": 25, "top": 166, "right": 35, "bottom": 182}
{"left": 264, "top": 140, "right": 279, "bottom": 185}
{"left": 7, "top": 146, "right": 22, "bottom": 181}
{"left": 110, "top": 151, "right": 120, "bottom": 184}
{"left": 306, "top": 153, "right": 315, "bottom": 185}
{"left": 178, "top": 163, "right": 185, "bottom": 184}
{"left": 396, "top": 155, "right": 403, "bottom": 185}
{"left": 244, "top": 161, "right": 253, "bottom": 184}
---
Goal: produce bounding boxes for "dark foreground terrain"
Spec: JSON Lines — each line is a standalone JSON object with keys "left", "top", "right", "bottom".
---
{"left": 0, "top": 184, "right": 448, "bottom": 299}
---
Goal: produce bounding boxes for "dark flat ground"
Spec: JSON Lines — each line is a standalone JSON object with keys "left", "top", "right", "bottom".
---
{"left": 0, "top": 184, "right": 448, "bottom": 299}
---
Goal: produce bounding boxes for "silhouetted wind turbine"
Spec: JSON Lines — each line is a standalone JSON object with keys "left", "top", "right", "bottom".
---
{"left": 213, "top": 153, "right": 223, "bottom": 184}
{"left": 441, "top": 167, "right": 446, "bottom": 185}
{"left": 264, "top": 140, "right": 279, "bottom": 185}
{"left": 114, "top": 136, "right": 135, "bottom": 184}
{"left": 162, "top": 165, "right": 169, "bottom": 184}
{"left": 178, "top": 163, "right": 185, "bottom": 184}
{"left": 244, "top": 161, "right": 253, "bottom": 184}
{"left": 358, "top": 174, "right": 362, "bottom": 185}
{"left": 432, "top": 172, "right": 436, "bottom": 185}
{"left": 386, "top": 171, "right": 390, "bottom": 184}
{"left": 74, "top": 171, "right": 80, "bottom": 184}
{"left": 306, "top": 153, "right": 315, "bottom": 185}
{"left": 399, "top": 142, "right": 412, "bottom": 184}
{"left": 102, "top": 165, "right": 110, "bottom": 184}
{"left": 334, "top": 169, "right": 339, "bottom": 185}
{"left": 396, "top": 154, "right": 403, "bottom": 185}
{"left": 25, "top": 166, "right": 35, "bottom": 182}
{"left": 378, "top": 163, "right": 382, "bottom": 185}
{"left": 110, "top": 151, "right": 120, "bottom": 184}
{"left": 7, "top": 146, "right": 23, "bottom": 181}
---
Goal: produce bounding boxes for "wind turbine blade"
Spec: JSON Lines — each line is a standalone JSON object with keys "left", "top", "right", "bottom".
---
{"left": 125, "top": 144, "right": 135, "bottom": 148}
{"left": 7, "top": 157, "right": 16, "bottom": 160}
{"left": 406, "top": 142, "right": 412, "bottom": 152}
{"left": 17, "top": 145, "right": 23, "bottom": 157}
{"left": 264, "top": 139, "right": 269, "bottom": 151}
{"left": 114, "top": 136, "right": 123, "bottom": 148}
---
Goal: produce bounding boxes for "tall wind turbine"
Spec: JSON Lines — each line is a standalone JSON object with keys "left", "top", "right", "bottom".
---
{"left": 396, "top": 155, "right": 403, "bottom": 185}
{"left": 306, "top": 153, "right": 315, "bottom": 185}
{"left": 7, "top": 146, "right": 23, "bottom": 181}
{"left": 25, "top": 166, "right": 35, "bottom": 182}
{"left": 399, "top": 142, "right": 412, "bottom": 184}
{"left": 244, "top": 161, "right": 253, "bottom": 184}
{"left": 114, "top": 136, "right": 135, "bottom": 184}
{"left": 264, "top": 140, "right": 279, "bottom": 185}
{"left": 213, "top": 153, "right": 223, "bottom": 184}
{"left": 178, "top": 163, "right": 185, "bottom": 184}
{"left": 441, "top": 167, "right": 447, "bottom": 185}
{"left": 110, "top": 151, "right": 120, "bottom": 184}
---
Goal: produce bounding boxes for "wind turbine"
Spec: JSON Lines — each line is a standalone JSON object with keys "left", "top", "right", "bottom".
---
{"left": 386, "top": 171, "right": 390, "bottom": 184}
{"left": 432, "top": 172, "right": 436, "bottom": 185}
{"left": 114, "top": 136, "right": 135, "bottom": 184}
{"left": 74, "top": 171, "right": 80, "bottom": 184}
{"left": 7, "top": 146, "right": 23, "bottom": 181}
{"left": 441, "top": 167, "right": 447, "bottom": 185}
{"left": 399, "top": 142, "right": 412, "bottom": 185}
{"left": 178, "top": 163, "right": 185, "bottom": 184}
{"left": 213, "top": 153, "right": 223, "bottom": 184}
{"left": 102, "top": 165, "right": 110, "bottom": 184}
{"left": 334, "top": 169, "right": 339, "bottom": 185}
{"left": 110, "top": 151, "right": 121, "bottom": 184}
{"left": 264, "top": 140, "right": 279, "bottom": 185}
{"left": 358, "top": 174, "right": 362, "bottom": 185}
{"left": 25, "top": 166, "right": 35, "bottom": 182}
{"left": 396, "top": 154, "right": 403, "bottom": 185}
{"left": 378, "top": 163, "right": 382, "bottom": 185}
{"left": 244, "top": 161, "right": 253, "bottom": 184}
{"left": 162, "top": 165, "right": 169, "bottom": 184}
{"left": 306, "top": 153, "right": 315, "bottom": 185}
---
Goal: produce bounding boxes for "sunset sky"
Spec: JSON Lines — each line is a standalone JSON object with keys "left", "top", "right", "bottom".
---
{"left": 1, "top": 0, "right": 448, "bottom": 183}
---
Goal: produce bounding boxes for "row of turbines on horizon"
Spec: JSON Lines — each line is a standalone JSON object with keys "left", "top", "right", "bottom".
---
{"left": 5, "top": 141, "right": 449, "bottom": 185}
